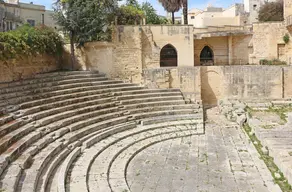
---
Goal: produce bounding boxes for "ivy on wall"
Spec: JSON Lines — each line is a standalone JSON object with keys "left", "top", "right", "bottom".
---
{"left": 0, "top": 25, "right": 63, "bottom": 60}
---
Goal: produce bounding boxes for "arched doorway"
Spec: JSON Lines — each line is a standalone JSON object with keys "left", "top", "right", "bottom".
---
{"left": 160, "top": 44, "right": 178, "bottom": 67}
{"left": 200, "top": 46, "right": 214, "bottom": 66}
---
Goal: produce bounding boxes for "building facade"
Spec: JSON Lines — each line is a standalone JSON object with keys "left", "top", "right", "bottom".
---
{"left": 0, "top": 0, "right": 57, "bottom": 32}
{"left": 184, "top": 0, "right": 278, "bottom": 27}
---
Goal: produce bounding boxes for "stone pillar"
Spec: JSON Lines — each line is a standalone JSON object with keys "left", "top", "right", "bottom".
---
{"left": 228, "top": 36, "right": 233, "bottom": 65}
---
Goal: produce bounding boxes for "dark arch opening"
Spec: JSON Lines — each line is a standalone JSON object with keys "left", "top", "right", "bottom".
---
{"left": 200, "top": 46, "right": 214, "bottom": 66}
{"left": 160, "top": 44, "right": 178, "bottom": 67}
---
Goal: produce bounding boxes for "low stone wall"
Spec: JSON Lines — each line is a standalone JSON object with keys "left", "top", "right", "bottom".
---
{"left": 143, "top": 67, "right": 201, "bottom": 101}
{"left": 0, "top": 54, "right": 60, "bottom": 83}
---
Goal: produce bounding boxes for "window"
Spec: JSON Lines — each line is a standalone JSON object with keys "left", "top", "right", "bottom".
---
{"left": 10, "top": 22, "right": 12, "bottom": 30}
{"left": 41, "top": 14, "right": 44, "bottom": 25}
{"left": 160, "top": 44, "right": 178, "bottom": 67}
{"left": 191, "top": 16, "right": 195, "bottom": 19}
{"left": 253, "top": 4, "right": 257, "bottom": 10}
{"left": 27, "top": 19, "right": 35, "bottom": 26}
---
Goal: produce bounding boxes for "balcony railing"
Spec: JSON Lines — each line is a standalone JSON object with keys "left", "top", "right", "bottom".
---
{"left": 286, "top": 15, "right": 292, "bottom": 27}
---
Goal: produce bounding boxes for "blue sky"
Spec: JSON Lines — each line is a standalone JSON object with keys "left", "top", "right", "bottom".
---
{"left": 19, "top": 0, "right": 243, "bottom": 15}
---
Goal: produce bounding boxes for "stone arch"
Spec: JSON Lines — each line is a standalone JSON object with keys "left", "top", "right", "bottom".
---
{"left": 200, "top": 46, "right": 214, "bottom": 66}
{"left": 160, "top": 44, "right": 178, "bottom": 67}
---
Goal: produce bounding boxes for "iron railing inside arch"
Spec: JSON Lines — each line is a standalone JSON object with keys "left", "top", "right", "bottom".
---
{"left": 286, "top": 15, "right": 292, "bottom": 27}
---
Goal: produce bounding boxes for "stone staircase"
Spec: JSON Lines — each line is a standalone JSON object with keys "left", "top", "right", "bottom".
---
{"left": 0, "top": 71, "right": 204, "bottom": 192}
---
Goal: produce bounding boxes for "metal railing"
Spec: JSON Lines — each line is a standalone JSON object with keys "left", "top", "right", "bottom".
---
{"left": 286, "top": 15, "right": 292, "bottom": 27}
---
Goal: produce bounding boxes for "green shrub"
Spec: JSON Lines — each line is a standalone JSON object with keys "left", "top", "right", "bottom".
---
{"left": 283, "top": 34, "right": 290, "bottom": 44}
{"left": 260, "top": 59, "right": 287, "bottom": 65}
{"left": 0, "top": 25, "right": 63, "bottom": 60}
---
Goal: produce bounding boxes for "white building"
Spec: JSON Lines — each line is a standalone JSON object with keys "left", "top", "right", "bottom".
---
{"left": 0, "top": 0, "right": 57, "bottom": 32}
{"left": 184, "top": 0, "right": 277, "bottom": 28}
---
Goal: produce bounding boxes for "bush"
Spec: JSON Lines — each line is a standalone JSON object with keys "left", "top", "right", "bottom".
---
{"left": 260, "top": 59, "right": 287, "bottom": 65}
{"left": 283, "top": 34, "right": 290, "bottom": 44}
{"left": 117, "top": 5, "right": 145, "bottom": 25}
{"left": 0, "top": 25, "right": 63, "bottom": 60}
{"left": 258, "top": 0, "right": 284, "bottom": 22}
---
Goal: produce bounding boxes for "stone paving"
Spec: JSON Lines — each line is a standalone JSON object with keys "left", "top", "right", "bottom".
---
{"left": 249, "top": 111, "right": 292, "bottom": 187}
{"left": 126, "top": 108, "right": 281, "bottom": 192}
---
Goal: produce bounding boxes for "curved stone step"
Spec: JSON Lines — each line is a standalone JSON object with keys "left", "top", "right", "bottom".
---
{"left": 0, "top": 72, "right": 102, "bottom": 90}
{"left": 116, "top": 91, "right": 182, "bottom": 100}
{"left": 0, "top": 82, "right": 138, "bottom": 104}
{"left": 140, "top": 114, "right": 203, "bottom": 126}
{"left": 15, "top": 117, "right": 129, "bottom": 192}
{"left": 0, "top": 107, "right": 121, "bottom": 178}
{"left": 128, "top": 104, "right": 201, "bottom": 114}
{"left": 0, "top": 75, "right": 107, "bottom": 95}
{"left": 113, "top": 88, "right": 181, "bottom": 96}
{"left": 133, "top": 109, "right": 199, "bottom": 120}
{"left": 66, "top": 122, "right": 200, "bottom": 192}
{"left": 108, "top": 130, "right": 196, "bottom": 192}
{"left": 0, "top": 98, "right": 115, "bottom": 146}
{"left": 69, "top": 126, "right": 198, "bottom": 192}
{"left": 1, "top": 84, "right": 141, "bottom": 111}
{"left": 124, "top": 100, "right": 186, "bottom": 109}
{"left": 120, "top": 95, "right": 184, "bottom": 105}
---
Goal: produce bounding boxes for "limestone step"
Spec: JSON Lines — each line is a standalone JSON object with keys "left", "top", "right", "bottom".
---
{"left": 20, "top": 94, "right": 114, "bottom": 117}
{"left": 113, "top": 88, "right": 181, "bottom": 96}
{"left": 0, "top": 71, "right": 102, "bottom": 89}
{"left": 0, "top": 75, "right": 106, "bottom": 95}
{"left": 120, "top": 95, "right": 184, "bottom": 105}
{"left": 16, "top": 117, "right": 129, "bottom": 192}
{"left": 34, "top": 71, "right": 100, "bottom": 78}
{"left": 70, "top": 126, "right": 198, "bottom": 192}
{"left": 127, "top": 104, "right": 201, "bottom": 114}
{"left": 116, "top": 91, "right": 182, "bottom": 100}
{"left": 141, "top": 114, "right": 203, "bottom": 125}
{"left": 124, "top": 100, "right": 186, "bottom": 109}
{"left": 64, "top": 122, "right": 200, "bottom": 192}
{"left": 1, "top": 83, "right": 141, "bottom": 110}
{"left": 0, "top": 106, "right": 121, "bottom": 165}
{"left": 0, "top": 99, "right": 115, "bottom": 140}
{"left": 0, "top": 77, "right": 116, "bottom": 101}
{"left": 0, "top": 115, "right": 14, "bottom": 127}
{"left": 108, "top": 130, "right": 197, "bottom": 192}
{"left": 133, "top": 109, "right": 199, "bottom": 120}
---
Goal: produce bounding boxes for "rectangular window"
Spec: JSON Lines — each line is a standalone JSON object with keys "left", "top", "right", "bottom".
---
{"left": 41, "top": 14, "right": 44, "bottom": 25}
{"left": 27, "top": 19, "right": 35, "bottom": 27}
{"left": 10, "top": 22, "right": 12, "bottom": 30}
{"left": 191, "top": 16, "right": 195, "bottom": 19}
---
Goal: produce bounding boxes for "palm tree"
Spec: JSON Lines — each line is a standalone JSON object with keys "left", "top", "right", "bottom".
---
{"left": 158, "top": 0, "right": 182, "bottom": 24}
{"left": 182, "top": 0, "right": 188, "bottom": 24}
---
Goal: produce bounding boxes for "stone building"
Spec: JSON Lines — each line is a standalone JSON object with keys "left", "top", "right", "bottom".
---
{"left": 0, "top": 0, "right": 57, "bottom": 31}
{"left": 183, "top": 0, "right": 277, "bottom": 27}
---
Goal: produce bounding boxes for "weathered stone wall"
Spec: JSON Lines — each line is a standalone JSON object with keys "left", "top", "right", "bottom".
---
{"left": 250, "top": 22, "right": 292, "bottom": 64}
{"left": 194, "top": 36, "right": 229, "bottom": 66}
{"left": 143, "top": 25, "right": 194, "bottom": 68}
{"left": 232, "top": 35, "right": 252, "bottom": 64}
{"left": 200, "top": 66, "right": 284, "bottom": 105}
{"left": 143, "top": 67, "right": 201, "bottom": 100}
{"left": 112, "top": 26, "right": 143, "bottom": 84}
{"left": 0, "top": 54, "right": 60, "bottom": 83}
{"left": 283, "top": 66, "right": 292, "bottom": 98}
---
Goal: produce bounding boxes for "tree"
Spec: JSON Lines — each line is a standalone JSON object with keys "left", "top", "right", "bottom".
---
{"left": 182, "top": 0, "right": 188, "bottom": 24}
{"left": 117, "top": 5, "right": 144, "bottom": 25}
{"left": 126, "top": 0, "right": 140, "bottom": 9}
{"left": 53, "top": 0, "right": 118, "bottom": 69}
{"left": 258, "top": 0, "right": 283, "bottom": 22}
{"left": 158, "top": 0, "right": 182, "bottom": 24}
{"left": 141, "top": 2, "right": 169, "bottom": 24}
